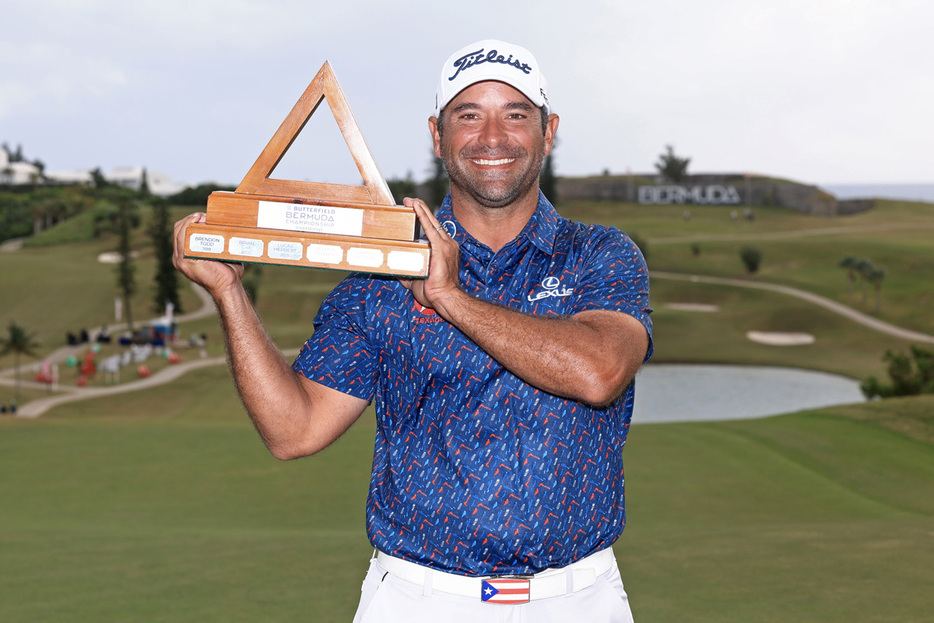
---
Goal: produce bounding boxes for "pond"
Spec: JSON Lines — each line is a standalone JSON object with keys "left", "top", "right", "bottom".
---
{"left": 633, "top": 364, "right": 865, "bottom": 424}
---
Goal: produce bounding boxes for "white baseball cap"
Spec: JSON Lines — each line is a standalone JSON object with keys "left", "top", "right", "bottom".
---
{"left": 434, "top": 39, "right": 551, "bottom": 117}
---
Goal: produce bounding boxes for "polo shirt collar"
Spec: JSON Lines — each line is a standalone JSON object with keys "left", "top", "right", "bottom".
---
{"left": 434, "top": 191, "right": 559, "bottom": 255}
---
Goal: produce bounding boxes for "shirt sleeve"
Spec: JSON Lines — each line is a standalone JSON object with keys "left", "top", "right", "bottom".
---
{"left": 572, "top": 226, "right": 654, "bottom": 362}
{"left": 291, "top": 276, "right": 378, "bottom": 401}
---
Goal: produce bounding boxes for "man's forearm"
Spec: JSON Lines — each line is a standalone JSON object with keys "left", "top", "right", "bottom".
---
{"left": 399, "top": 198, "right": 649, "bottom": 405}
{"left": 213, "top": 284, "right": 369, "bottom": 459}
{"left": 214, "top": 285, "right": 315, "bottom": 454}
{"left": 434, "top": 289, "right": 648, "bottom": 407}
{"left": 173, "top": 213, "right": 367, "bottom": 458}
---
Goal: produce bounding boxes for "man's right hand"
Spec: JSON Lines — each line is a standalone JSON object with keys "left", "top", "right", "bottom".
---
{"left": 172, "top": 213, "right": 245, "bottom": 297}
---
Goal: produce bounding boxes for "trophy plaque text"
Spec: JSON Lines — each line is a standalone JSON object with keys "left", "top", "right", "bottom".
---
{"left": 184, "top": 62, "right": 429, "bottom": 277}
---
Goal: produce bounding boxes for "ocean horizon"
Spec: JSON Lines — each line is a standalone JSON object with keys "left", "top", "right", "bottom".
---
{"left": 820, "top": 182, "right": 934, "bottom": 203}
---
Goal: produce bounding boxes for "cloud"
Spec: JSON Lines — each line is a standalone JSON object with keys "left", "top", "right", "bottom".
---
{"left": 4, "top": 0, "right": 933, "bottom": 184}
{"left": 0, "top": 40, "right": 129, "bottom": 118}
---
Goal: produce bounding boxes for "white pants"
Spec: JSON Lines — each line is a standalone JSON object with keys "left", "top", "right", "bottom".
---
{"left": 352, "top": 554, "right": 635, "bottom": 623}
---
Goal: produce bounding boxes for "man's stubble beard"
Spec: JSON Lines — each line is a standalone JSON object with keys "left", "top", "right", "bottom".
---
{"left": 440, "top": 140, "right": 546, "bottom": 210}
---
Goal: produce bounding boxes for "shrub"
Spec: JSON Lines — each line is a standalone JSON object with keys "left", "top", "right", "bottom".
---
{"left": 861, "top": 346, "right": 934, "bottom": 398}
{"left": 739, "top": 246, "right": 762, "bottom": 273}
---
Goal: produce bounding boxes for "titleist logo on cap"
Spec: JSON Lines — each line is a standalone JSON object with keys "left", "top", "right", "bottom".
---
{"left": 447, "top": 48, "right": 533, "bottom": 82}
{"left": 434, "top": 39, "right": 551, "bottom": 115}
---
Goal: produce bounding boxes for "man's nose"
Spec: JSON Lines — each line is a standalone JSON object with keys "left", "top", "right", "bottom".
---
{"left": 477, "top": 117, "right": 508, "bottom": 149}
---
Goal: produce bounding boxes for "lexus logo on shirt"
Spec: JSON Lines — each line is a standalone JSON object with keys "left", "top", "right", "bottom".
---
{"left": 528, "top": 276, "right": 574, "bottom": 302}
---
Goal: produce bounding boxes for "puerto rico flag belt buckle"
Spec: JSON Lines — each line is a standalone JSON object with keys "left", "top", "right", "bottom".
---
{"left": 481, "top": 577, "right": 532, "bottom": 604}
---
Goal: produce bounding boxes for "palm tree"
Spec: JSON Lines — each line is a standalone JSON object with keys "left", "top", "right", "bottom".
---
{"left": 839, "top": 256, "right": 858, "bottom": 296}
{"left": 0, "top": 321, "right": 41, "bottom": 406}
{"left": 853, "top": 258, "right": 874, "bottom": 304}
{"left": 867, "top": 267, "right": 887, "bottom": 313}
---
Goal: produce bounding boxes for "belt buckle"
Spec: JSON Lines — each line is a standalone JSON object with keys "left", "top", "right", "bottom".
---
{"left": 481, "top": 575, "right": 532, "bottom": 604}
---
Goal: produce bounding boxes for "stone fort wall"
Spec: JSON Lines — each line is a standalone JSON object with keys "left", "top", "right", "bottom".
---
{"left": 554, "top": 173, "right": 873, "bottom": 216}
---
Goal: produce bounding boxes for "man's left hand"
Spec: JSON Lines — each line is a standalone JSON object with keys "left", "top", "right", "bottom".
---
{"left": 399, "top": 197, "right": 463, "bottom": 318}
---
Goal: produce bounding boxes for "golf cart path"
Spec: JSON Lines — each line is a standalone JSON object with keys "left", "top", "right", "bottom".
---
{"left": 8, "top": 274, "right": 934, "bottom": 418}
{"left": 653, "top": 271, "right": 934, "bottom": 344}
{"left": 649, "top": 221, "right": 934, "bottom": 245}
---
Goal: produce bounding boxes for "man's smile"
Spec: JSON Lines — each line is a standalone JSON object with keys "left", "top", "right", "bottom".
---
{"left": 470, "top": 157, "right": 516, "bottom": 166}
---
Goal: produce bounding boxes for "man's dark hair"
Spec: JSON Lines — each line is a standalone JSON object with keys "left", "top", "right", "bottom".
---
{"left": 436, "top": 104, "right": 550, "bottom": 139}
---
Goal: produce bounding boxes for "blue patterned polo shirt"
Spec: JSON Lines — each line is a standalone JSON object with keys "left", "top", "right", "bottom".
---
{"left": 293, "top": 193, "right": 652, "bottom": 576}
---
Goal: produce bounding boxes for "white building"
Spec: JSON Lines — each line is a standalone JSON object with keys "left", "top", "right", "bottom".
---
{"left": 105, "top": 166, "right": 146, "bottom": 190}
{"left": 0, "top": 146, "right": 41, "bottom": 185}
{"left": 104, "top": 166, "right": 187, "bottom": 196}
{"left": 3, "top": 146, "right": 189, "bottom": 196}
{"left": 43, "top": 169, "right": 93, "bottom": 185}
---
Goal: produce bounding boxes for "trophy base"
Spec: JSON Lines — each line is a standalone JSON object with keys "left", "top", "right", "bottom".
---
{"left": 184, "top": 222, "right": 429, "bottom": 277}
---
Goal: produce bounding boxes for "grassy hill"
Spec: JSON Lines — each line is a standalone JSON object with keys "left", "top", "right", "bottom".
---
{"left": 3, "top": 198, "right": 933, "bottom": 381}
{"left": 2, "top": 197, "right": 934, "bottom": 621}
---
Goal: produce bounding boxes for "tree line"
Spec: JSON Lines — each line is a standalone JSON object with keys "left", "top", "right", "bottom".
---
{"left": 839, "top": 256, "right": 887, "bottom": 313}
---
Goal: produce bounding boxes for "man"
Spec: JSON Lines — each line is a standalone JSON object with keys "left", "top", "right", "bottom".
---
{"left": 174, "top": 39, "right": 652, "bottom": 622}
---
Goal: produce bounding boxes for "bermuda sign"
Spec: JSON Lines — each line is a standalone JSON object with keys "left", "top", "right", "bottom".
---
{"left": 638, "top": 185, "right": 742, "bottom": 205}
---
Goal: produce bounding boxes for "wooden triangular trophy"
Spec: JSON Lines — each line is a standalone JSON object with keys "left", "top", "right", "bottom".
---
{"left": 184, "top": 62, "right": 429, "bottom": 277}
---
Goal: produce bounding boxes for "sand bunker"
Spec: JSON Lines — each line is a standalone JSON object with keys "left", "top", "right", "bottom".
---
{"left": 97, "top": 251, "right": 139, "bottom": 263}
{"left": 664, "top": 303, "right": 720, "bottom": 312}
{"left": 746, "top": 331, "right": 816, "bottom": 346}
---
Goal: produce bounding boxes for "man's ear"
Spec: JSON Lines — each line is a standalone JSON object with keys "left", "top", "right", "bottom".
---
{"left": 429, "top": 116, "right": 442, "bottom": 159}
{"left": 544, "top": 113, "right": 560, "bottom": 157}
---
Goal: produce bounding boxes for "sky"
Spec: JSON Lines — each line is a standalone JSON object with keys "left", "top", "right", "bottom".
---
{"left": 2, "top": 0, "right": 932, "bottom": 193}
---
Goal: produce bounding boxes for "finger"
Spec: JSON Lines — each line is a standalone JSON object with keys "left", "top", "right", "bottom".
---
{"left": 404, "top": 198, "right": 443, "bottom": 237}
{"left": 403, "top": 196, "right": 432, "bottom": 215}
{"left": 173, "top": 215, "right": 192, "bottom": 266}
{"left": 173, "top": 213, "right": 216, "bottom": 275}
{"left": 173, "top": 213, "right": 204, "bottom": 255}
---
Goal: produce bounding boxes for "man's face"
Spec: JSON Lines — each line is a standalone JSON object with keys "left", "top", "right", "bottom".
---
{"left": 431, "top": 81, "right": 557, "bottom": 210}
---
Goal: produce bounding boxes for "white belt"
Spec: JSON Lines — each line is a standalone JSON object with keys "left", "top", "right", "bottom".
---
{"left": 375, "top": 547, "right": 616, "bottom": 603}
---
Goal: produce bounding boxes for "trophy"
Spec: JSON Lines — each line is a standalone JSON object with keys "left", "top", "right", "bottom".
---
{"left": 184, "top": 62, "right": 430, "bottom": 277}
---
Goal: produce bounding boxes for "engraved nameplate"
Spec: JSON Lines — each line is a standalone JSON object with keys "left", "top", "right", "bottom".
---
{"left": 307, "top": 243, "right": 344, "bottom": 265}
{"left": 189, "top": 233, "right": 225, "bottom": 254}
{"left": 268, "top": 240, "right": 304, "bottom": 261}
{"left": 229, "top": 237, "right": 264, "bottom": 258}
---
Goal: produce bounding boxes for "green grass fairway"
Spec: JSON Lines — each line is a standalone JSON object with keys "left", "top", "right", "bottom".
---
{"left": 622, "top": 399, "right": 934, "bottom": 622}
{"left": 1, "top": 367, "right": 375, "bottom": 622}
{"left": 2, "top": 374, "right": 933, "bottom": 622}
